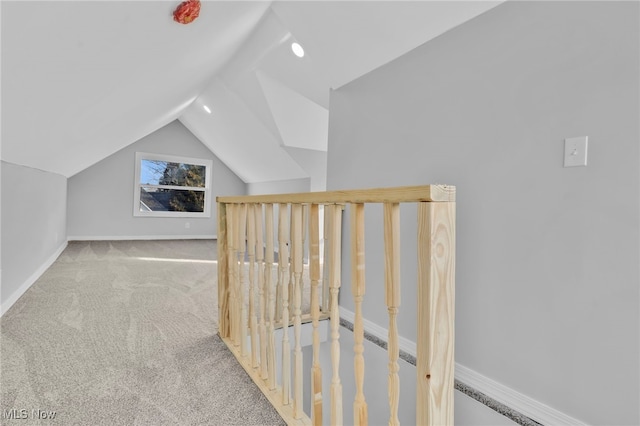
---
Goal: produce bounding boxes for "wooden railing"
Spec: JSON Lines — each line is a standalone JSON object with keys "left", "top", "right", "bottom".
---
{"left": 217, "top": 185, "right": 456, "bottom": 425}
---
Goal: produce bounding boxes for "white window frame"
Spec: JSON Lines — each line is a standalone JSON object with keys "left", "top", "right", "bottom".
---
{"left": 133, "top": 152, "right": 213, "bottom": 218}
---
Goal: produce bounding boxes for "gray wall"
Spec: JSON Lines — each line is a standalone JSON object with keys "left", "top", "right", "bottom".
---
{"left": 247, "top": 177, "right": 310, "bottom": 195}
{"left": 284, "top": 147, "right": 328, "bottom": 192}
{"left": 1, "top": 161, "right": 67, "bottom": 310}
{"left": 67, "top": 120, "right": 246, "bottom": 239}
{"left": 327, "top": 2, "right": 639, "bottom": 425}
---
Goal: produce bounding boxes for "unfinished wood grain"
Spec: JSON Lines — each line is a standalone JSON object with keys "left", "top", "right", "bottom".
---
{"left": 221, "top": 336, "right": 312, "bottom": 426}
{"left": 217, "top": 202, "right": 230, "bottom": 339}
{"left": 218, "top": 185, "right": 456, "bottom": 426}
{"left": 384, "top": 202, "right": 400, "bottom": 426}
{"left": 237, "top": 203, "right": 248, "bottom": 359}
{"left": 227, "top": 203, "right": 239, "bottom": 347}
{"left": 255, "top": 204, "right": 268, "bottom": 381}
{"left": 279, "top": 203, "right": 291, "bottom": 405}
{"left": 329, "top": 204, "right": 343, "bottom": 426}
{"left": 350, "top": 203, "right": 368, "bottom": 426}
{"left": 275, "top": 204, "right": 287, "bottom": 324}
{"left": 309, "top": 203, "right": 323, "bottom": 426}
{"left": 247, "top": 204, "right": 259, "bottom": 369}
{"left": 273, "top": 312, "right": 330, "bottom": 330}
{"left": 417, "top": 202, "right": 456, "bottom": 426}
{"left": 265, "top": 204, "right": 277, "bottom": 390}
{"left": 218, "top": 184, "right": 455, "bottom": 204}
{"left": 291, "top": 203, "right": 304, "bottom": 419}
{"left": 322, "top": 205, "right": 330, "bottom": 313}
{"left": 287, "top": 206, "right": 296, "bottom": 336}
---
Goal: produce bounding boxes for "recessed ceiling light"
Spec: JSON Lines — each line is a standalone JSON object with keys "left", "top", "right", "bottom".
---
{"left": 291, "top": 42, "right": 304, "bottom": 58}
{"left": 203, "top": 105, "right": 211, "bottom": 114}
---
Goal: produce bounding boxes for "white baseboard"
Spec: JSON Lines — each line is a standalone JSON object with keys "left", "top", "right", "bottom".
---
{"left": 68, "top": 235, "right": 217, "bottom": 241}
{"left": 455, "top": 364, "right": 588, "bottom": 425}
{"left": 1, "top": 241, "right": 68, "bottom": 317}
{"left": 339, "top": 306, "right": 587, "bottom": 426}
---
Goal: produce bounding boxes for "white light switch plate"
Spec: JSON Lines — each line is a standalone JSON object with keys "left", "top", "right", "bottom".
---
{"left": 564, "top": 136, "right": 588, "bottom": 167}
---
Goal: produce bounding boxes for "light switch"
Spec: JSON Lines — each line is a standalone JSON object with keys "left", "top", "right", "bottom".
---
{"left": 564, "top": 136, "right": 588, "bottom": 167}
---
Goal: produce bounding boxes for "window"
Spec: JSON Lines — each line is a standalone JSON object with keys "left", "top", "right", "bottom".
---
{"left": 133, "top": 152, "right": 213, "bottom": 217}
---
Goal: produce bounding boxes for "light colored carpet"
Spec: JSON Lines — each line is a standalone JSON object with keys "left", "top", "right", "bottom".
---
{"left": 0, "top": 240, "right": 285, "bottom": 425}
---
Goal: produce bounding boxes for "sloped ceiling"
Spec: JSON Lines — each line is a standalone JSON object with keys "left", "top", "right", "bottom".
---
{"left": 1, "top": 1, "right": 503, "bottom": 184}
{"left": 1, "top": 1, "right": 271, "bottom": 177}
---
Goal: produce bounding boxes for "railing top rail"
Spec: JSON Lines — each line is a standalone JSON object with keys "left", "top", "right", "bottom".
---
{"left": 217, "top": 184, "right": 455, "bottom": 205}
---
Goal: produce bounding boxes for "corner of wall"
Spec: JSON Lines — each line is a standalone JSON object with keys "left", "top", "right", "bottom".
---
{"left": 1, "top": 239, "right": 68, "bottom": 317}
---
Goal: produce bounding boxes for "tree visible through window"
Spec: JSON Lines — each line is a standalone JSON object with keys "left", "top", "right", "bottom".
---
{"left": 134, "top": 153, "right": 213, "bottom": 217}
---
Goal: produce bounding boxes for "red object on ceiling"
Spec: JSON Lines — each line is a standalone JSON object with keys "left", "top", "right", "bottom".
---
{"left": 173, "top": 0, "right": 201, "bottom": 25}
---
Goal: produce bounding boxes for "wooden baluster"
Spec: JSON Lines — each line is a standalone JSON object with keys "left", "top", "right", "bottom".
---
{"left": 322, "top": 205, "right": 330, "bottom": 313}
{"left": 302, "top": 204, "right": 309, "bottom": 266}
{"left": 227, "top": 204, "right": 238, "bottom": 346}
{"left": 301, "top": 206, "right": 309, "bottom": 323}
{"left": 300, "top": 203, "right": 308, "bottom": 320}
{"left": 237, "top": 203, "right": 248, "bottom": 358}
{"left": 417, "top": 202, "right": 456, "bottom": 425}
{"left": 218, "top": 202, "right": 230, "bottom": 339}
{"left": 329, "top": 204, "right": 343, "bottom": 426}
{"left": 291, "top": 204, "right": 304, "bottom": 419}
{"left": 265, "top": 204, "right": 277, "bottom": 390}
{"left": 351, "top": 203, "right": 368, "bottom": 426}
{"left": 247, "top": 204, "right": 258, "bottom": 369}
{"left": 309, "top": 203, "right": 323, "bottom": 426}
{"left": 275, "top": 205, "right": 284, "bottom": 324}
{"left": 255, "top": 204, "right": 268, "bottom": 381}
{"left": 384, "top": 203, "right": 401, "bottom": 426}
{"left": 287, "top": 213, "right": 295, "bottom": 330}
{"left": 278, "top": 203, "right": 291, "bottom": 405}
{"left": 275, "top": 283, "right": 282, "bottom": 322}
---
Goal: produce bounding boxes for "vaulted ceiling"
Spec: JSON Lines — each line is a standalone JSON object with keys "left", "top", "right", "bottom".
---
{"left": 1, "top": 1, "right": 502, "bottom": 187}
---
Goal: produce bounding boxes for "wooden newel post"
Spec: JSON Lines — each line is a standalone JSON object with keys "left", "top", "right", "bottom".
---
{"left": 417, "top": 201, "right": 456, "bottom": 425}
